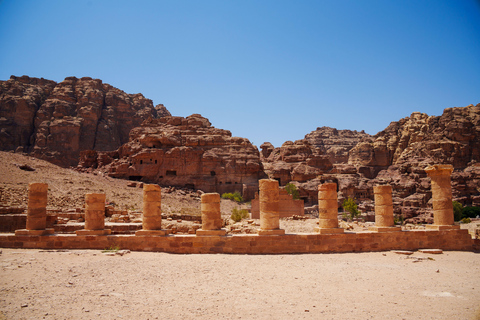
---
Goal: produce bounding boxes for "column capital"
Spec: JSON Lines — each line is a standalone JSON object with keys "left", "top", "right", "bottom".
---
{"left": 425, "top": 164, "right": 453, "bottom": 177}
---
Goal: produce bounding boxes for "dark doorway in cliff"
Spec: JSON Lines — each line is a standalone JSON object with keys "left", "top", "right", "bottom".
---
{"left": 211, "top": 171, "right": 216, "bottom": 176}
{"left": 185, "top": 184, "right": 195, "bottom": 190}
{"left": 128, "top": 176, "right": 143, "bottom": 181}
{"left": 166, "top": 170, "right": 177, "bottom": 176}
{"left": 274, "top": 178, "right": 281, "bottom": 185}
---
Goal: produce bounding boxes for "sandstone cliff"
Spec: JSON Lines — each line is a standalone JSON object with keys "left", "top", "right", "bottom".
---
{"left": 0, "top": 76, "right": 159, "bottom": 167}
{"left": 80, "top": 114, "right": 265, "bottom": 200}
{"left": 261, "top": 127, "right": 370, "bottom": 186}
{"left": 279, "top": 104, "right": 480, "bottom": 222}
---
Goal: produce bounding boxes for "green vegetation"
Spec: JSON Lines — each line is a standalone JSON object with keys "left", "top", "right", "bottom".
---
{"left": 342, "top": 196, "right": 360, "bottom": 220}
{"left": 102, "top": 245, "right": 120, "bottom": 253}
{"left": 452, "top": 201, "right": 480, "bottom": 221}
{"left": 285, "top": 183, "right": 300, "bottom": 200}
{"left": 460, "top": 217, "right": 471, "bottom": 224}
{"left": 231, "top": 207, "right": 249, "bottom": 222}
{"left": 452, "top": 201, "right": 463, "bottom": 221}
{"left": 394, "top": 214, "right": 404, "bottom": 225}
{"left": 221, "top": 191, "right": 244, "bottom": 202}
{"left": 462, "top": 206, "right": 480, "bottom": 219}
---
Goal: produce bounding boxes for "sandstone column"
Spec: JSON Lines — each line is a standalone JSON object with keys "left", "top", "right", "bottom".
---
{"left": 315, "top": 183, "right": 344, "bottom": 234}
{"left": 425, "top": 164, "right": 459, "bottom": 230}
{"left": 76, "top": 193, "right": 111, "bottom": 235}
{"left": 258, "top": 179, "right": 285, "bottom": 235}
{"left": 15, "top": 183, "right": 54, "bottom": 236}
{"left": 369, "top": 185, "right": 400, "bottom": 232}
{"left": 196, "top": 193, "right": 226, "bottom": 236}
{"left": 136, "top": 184, "right": 167, "bottom": 236}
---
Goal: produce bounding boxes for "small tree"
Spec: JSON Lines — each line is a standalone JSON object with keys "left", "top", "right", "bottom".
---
{"left": 285, "top": 183, "right": 300, "bottom": 200}
{"left": 452, "top": 201, "right": 463, "bottom": 221}
{"left": 342, "top": 197, "right": 360, "bottom": 220}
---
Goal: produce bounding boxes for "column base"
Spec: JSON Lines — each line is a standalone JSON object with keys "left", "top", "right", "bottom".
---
{"left": 425, "top": 225, "right": 460, "bottom": 230}
{"left": 76, "top": 229, "right": 111, "bottom": 236}
{"left": 135, "top": 229, "right": 168, "bottom": 236}
{"left": 368, "top": 226, "right": 402, "bottom": 232}
{"left": 15, "top": 228, "right": 55, "bottom": 236}
{"left": 314, "top": 227, "right": 345, "bottom": 234}
{"left": 257, "top": 229, "right": 285, "bottom": 235}
{"left": 196, "top": 229, "right": 226, "bottom": 236}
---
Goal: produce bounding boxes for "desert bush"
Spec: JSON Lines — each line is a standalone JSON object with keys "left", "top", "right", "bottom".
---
{"left": 285, "top": 183, "right": 300, "bottom": 200}
{"left": 342, "top": 197, "right": 360, "bottom": 220}
{"left": 231, "top": 207, "right": 249, "bottom": 222}
{"left": 462, "top": 206, "right": 480, "bottom": 219}
{"left": 221, "top": 191, "right": 243, "bottom": 202}
{"left": 452, "top": 201, "right": 463, "bottom": 221}
{"left": 460, "top": 217, "right": 471, "bottom": 224}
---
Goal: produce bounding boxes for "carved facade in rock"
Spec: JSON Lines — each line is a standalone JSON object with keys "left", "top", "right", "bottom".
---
{"left": 81, "top": 114, "right": 265, "bottom": 199}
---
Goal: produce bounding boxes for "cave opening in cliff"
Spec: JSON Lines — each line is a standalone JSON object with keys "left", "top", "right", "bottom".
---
{"left": 128, "top": 176, "right": 143, "bottom": 181}
{"left": 210, "top": 171, "right": 216, "bottom": 176}
{"left": 166, "top": 170, "right": 177, "bottom": 176}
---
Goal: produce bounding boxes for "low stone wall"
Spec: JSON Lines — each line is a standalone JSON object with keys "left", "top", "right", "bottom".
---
{"left": 0, "top": 229, "right": 476, "bottom": 254}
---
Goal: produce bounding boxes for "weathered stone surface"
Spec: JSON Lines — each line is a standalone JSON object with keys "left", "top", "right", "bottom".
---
{"left": 83, "top": 114, "right": 265, "bottom": 199}
{"left": 0, "top": 76, "right": 162, "bottom": 167}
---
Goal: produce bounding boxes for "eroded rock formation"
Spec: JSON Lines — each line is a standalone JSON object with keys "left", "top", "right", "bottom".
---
{"left": 0, "top": 75, "right": 159, "bottom": 166}
{"left": 261, "top": 127, "right": 370, "bottom": 186}
{"left": 80, "top": 114, "right": 265, "bottom": 200}
{"left": 279, "top": 104, "right": 480, "bottom": 222}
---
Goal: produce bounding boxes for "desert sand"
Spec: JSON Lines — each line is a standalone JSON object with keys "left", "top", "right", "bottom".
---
{"left": 1, "top": 248, "right": 479, "bottom": 320}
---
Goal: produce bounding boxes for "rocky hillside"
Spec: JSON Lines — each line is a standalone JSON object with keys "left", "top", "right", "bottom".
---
{"left": 273, "top": 104, "right": 480, "bottom": 223}
{"left": 260, "top": 127, "right": 370, "bottom": 186}
{"left": 79, "top": 114, "right": 265, "bottom": 200}
{"left": 0, "top": 75, "right": 162, "bottom": 167}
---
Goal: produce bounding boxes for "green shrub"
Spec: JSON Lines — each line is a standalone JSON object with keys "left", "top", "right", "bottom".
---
{"left": 452, "top": 201, "right": 463, "bottom": 221}
{"left": 342, "top": 197, "right": 360, "bottom": 221}
{"left": 231, "top": 207, "right": 249, "bottom": 222}
{"left": 221, "top": 191, "right": 243, "bottom": 202}
{"left": 285, "top": 183, "right": 300, "bottom": 200}
{"left": 460, "top": 217, "right": 471, "bottom": 224}
{"left": 462, "top": 206, "right": 480, "bottom": 219}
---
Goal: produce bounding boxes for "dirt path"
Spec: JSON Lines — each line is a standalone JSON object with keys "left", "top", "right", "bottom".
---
{"left": 1, "top": 249, "right": 479, "bottom": 320}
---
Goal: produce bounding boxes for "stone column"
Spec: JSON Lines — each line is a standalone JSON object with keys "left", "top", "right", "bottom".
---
{"left": 425, "top": 164, "right": 459, "bottom": 230}
{"left": 136, "top": 184, "right": 167, "bottom": 236}
{"left": 315, "top": 183, "right": 344, "bottom": 234}
{"left": 16, "top": 183, "right": 54, "bottom": 236}
{"left": 76, "top": 193, "right": 111, "bottom": 235}
{"left": 258, "top": 179, "right": 285, "bottom": 235}
{"left": 196, "top": 193, "right": 226, "bottom": 236}
{"left": 369, "top": 185, "right": 400, "bottom": 232}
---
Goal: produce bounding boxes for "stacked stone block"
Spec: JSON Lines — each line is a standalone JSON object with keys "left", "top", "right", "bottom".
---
{"left": 15, "top": 183, "right": 54, "bottom": 236}
{"left": 136, "top": 184, "right": 167, "bottom": 236}
{"left": 369, "top": 185, "right": 400, "bottom": 232}
{"left": 196, "top": 193, "right": 226, "bottom": 236}
{"left": 425, "top": 164, "right": 459, "bottom": 230}
{"left": 315, "top": 183, "right": 344, "bottom": 234}
{"left": 258, "top": 179, "right": 285, "bottom": 235}
{"left": 76, "top": 193, "right": 111, "bottom": 235}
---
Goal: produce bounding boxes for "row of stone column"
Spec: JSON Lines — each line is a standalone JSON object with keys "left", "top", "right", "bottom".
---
{"left": 16, "top": 182, "right": 227, "bottom": 236}
{"left": 315, "top": 164, "right": 458, "bottom": 233}
{"left": 15, "top": 164, "right": 457, "bottom": 236}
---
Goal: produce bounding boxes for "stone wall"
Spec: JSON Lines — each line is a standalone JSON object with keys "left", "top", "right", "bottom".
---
{"left": 0, "top": 229, "right": 476, "bottom": 254}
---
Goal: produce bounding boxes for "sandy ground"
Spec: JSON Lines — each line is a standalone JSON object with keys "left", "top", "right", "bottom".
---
{"left": 1, "top": 249, "right": 479, "bottom": 320}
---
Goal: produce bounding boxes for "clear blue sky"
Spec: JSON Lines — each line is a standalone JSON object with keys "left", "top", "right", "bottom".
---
{"left": 1, "top": 0, "right": 479, "bottom": 148}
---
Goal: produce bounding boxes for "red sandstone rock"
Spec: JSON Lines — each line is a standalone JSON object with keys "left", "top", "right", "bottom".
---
{"left": 81, "top": 114, "right": 265, "bottom": 200}
{"left": 0, "top": 76, "right": 163, "bottom": 167}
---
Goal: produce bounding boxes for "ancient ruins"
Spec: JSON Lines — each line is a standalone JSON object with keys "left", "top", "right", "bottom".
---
{"left": 1, "top": 75, "right": 479, "bottom": 225}
{"left": 1, "top": 165, "right": 477, "bottom": 254}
